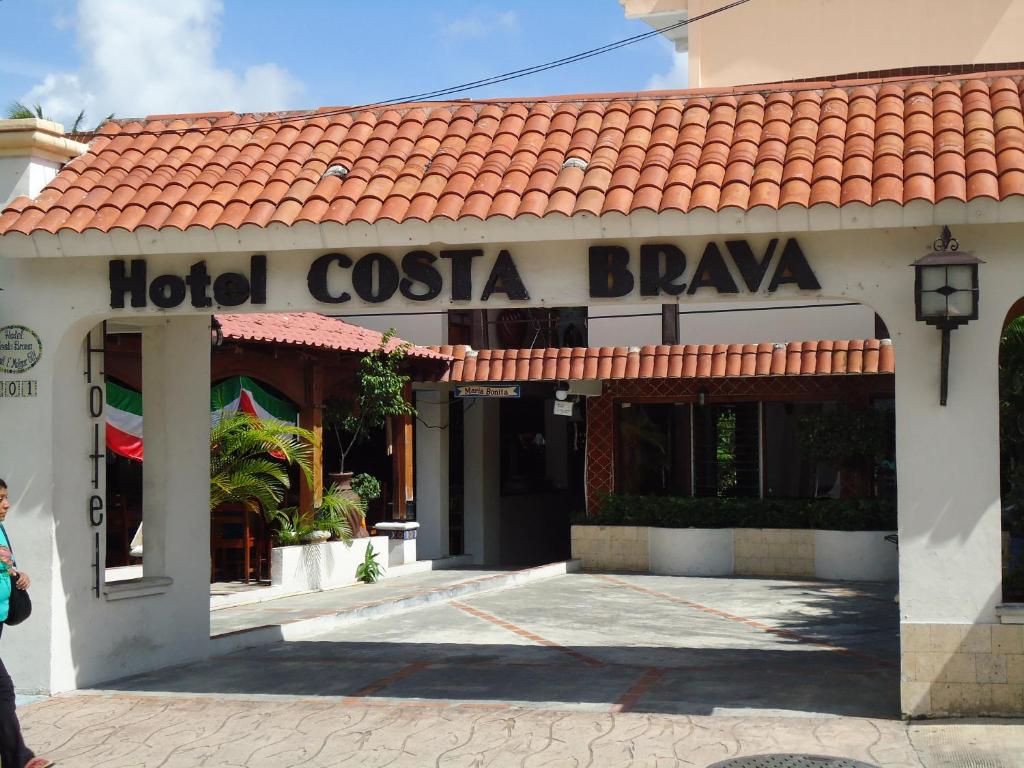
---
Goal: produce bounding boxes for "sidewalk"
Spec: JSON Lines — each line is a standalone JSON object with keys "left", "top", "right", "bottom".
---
{"left": 18, "top": 693, "right": 1024, "bottom": 767}
{"left": 210, "top": 560, "right": 581, "bottom": 653}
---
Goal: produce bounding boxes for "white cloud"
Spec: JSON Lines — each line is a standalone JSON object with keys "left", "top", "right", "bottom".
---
{"left": 442, "top": 9, "right": 519, "bottom": 41}
{"left": 21, "top": 0, "right": 304, "bottom": 127}
{"left": 647, "top": 50, "right": 690, "bottom": 91}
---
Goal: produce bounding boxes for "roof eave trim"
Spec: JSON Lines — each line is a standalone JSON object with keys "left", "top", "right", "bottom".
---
{"left": 3, "top": 197, "right": 1024, "bottom": 259}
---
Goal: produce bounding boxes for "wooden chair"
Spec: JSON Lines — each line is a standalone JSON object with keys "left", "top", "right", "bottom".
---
{"left": 211, "top": 506, "right": 269, "bottom": 583}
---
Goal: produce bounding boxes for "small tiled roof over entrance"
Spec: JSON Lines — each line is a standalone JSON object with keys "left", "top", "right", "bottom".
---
{"left": 5, "top": 69, "right": 1024, "bottom": 235}
{"left": 437, "top": 339, "right": 894, "bottom": 383}
{"left": 218, "top": 312, "right": 450, "bottom": 360}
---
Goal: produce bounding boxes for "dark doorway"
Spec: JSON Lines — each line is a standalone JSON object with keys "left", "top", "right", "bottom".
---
{"left": 498, "top": 388, "right": 584, "bottom": 566}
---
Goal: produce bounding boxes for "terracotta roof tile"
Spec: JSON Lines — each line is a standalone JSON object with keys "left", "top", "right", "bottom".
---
{"left": 10, "top": 69, "right": 1024, "bottom": 236}
{"left": 217, "top": 312, "right": 449, "bottom": 360}
{"left": 437, "top": 338, "right": 893, "bottom": 383}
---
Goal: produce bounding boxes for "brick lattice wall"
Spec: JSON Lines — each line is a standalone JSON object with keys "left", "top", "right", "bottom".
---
{"left": 585, "top": 375, "right": 894, "bottom": 511}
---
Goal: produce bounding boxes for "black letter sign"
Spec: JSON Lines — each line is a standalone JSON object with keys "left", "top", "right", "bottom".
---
{"left": 687, "top": 243, "right": 738, "bottom": 295}
{"left": 440, "top": 249, "right": 483, "bottom": 301}
{"left": 212, "top": 272, "right": 251, "bottom": 306}
{"left": 307, "top": 253, "right": 352, "bottom": 303}
{"left": 249, "top": 254, "right": 267, "bottom": 304}
{"left": 727, "top": 239, "right": 778, "bottom": 292}
{"left": 149, "top": 275, "right": 187, "bottom": 308}
{"left": 400, "top": 251, "right": 443, "bottom": 301}
{"left": 186, "top": 261, "right": 212, "bottom": 308}
{"left": 639, "top": 244, "right": 686, "bottom": 296}
{"left": 109, "top": 259, "right": 147, "bottom": 308}
{"left": 480, "top": 250, "right": 529, "bottom": 301}
{"left": 353, "top": 253, "right": 400, "bottom": 303}
{"left": 589, "top": 246, "right": 634, "bottom": 298}
{"left": 767, "top": 239, "right": 821, "bottom": 292}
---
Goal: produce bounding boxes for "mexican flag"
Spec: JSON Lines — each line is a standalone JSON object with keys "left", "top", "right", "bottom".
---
{"left": 210, "top": 376, "right": 299, "bottom": 426}
{"left": 106, "top": 380, "right": 144, "bottom": 461}
{"left": 105, "top": 376, "right": 299, "bottom": 461}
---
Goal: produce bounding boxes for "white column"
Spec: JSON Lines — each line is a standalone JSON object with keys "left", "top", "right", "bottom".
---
{"left": 894, "top": 315, "right": 1003, "bottom": 626}
{"left": 0, "top": 326, "right": 62, "bottom": 694}
{"left": 464, "top": 398, "right": 501, "bottom": 565}
{"left": 413, "top": 385, "right": 449, "bottom": 560}
{"left": 140, "top": 319, "right": 211, "bottom": 589}
{"left": 4, "top": 316, "right": 213, "bottom": 692}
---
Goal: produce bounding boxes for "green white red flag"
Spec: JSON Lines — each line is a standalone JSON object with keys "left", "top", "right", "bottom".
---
{"left": 106, "top": 376, "right": 299, "bottom": 461}
{"left": 106, "top": 380, "right": 144, "bottom": 461}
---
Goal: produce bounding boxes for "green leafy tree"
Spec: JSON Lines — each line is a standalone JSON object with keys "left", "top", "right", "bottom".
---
{"left": 325, "top": 329, "right": 416, "bottom": 473}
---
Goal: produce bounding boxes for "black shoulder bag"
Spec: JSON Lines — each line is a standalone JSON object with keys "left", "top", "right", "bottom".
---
{"left": 2, "top": 525, "right": 31, "bottom": 627}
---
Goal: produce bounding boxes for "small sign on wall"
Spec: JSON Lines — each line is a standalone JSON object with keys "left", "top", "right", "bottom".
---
{"left": 0, "top": 325, "right": 42, "bottom": 374}
{"left": 0, "top": 379, "right": 37, "bottom": 398}
{"left": 553, "top": 400, "right": 574, "bottom": 417}
{"left": 455, "top": 384, "right": 521, "bottom": 398}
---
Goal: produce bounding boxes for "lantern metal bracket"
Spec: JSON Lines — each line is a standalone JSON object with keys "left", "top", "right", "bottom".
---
{"left": 912, "top": 227, "right": 983, "bottom": 406}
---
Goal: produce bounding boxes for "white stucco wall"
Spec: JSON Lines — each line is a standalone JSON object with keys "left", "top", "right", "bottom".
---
{"left": 413, "top": 385, "right": 450, "bottom": 560}
{"left": 587, "top": 303, "right": 661, "bottom": 346}
{"left": 334, "top": 311, "right": 447, "bottom": 347}
{"left": 0, "top": 213, "right": 1019, "bottom": 693}
{"left": 587, "top": 300, "right": 876, "bottom": 347}
{"left": 0, "top": 156, "right": 62, "bottom": 208}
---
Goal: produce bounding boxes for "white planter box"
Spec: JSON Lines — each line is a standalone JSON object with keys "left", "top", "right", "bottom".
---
{"left": 271, "top": 535, "right": 389, "bottom": 592}
{"left": 814, "top": 530, "right": 898, "bottom": 582}
{"left": 649, "top": 528, "right": 733, "bottom": 576}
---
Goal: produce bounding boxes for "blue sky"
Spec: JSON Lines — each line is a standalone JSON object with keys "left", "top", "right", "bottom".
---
{"left": 1, "top": 1, "right": 687, "bottom": 126}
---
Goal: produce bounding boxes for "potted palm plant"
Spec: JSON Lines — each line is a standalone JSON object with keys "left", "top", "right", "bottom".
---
{"left": 323, "top": 329, "right": 417, "bottom": 487}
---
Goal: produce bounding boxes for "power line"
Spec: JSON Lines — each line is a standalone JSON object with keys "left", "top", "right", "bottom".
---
{"left": 332, "top": 302, "right": 864, "bottom": 326}
{"left": 93, "top": 1, "right": 753, "bottom": 139}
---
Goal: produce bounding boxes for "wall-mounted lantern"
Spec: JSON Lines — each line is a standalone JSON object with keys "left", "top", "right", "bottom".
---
{"left": 211, "top": 316, "right": 223, "bottom": 348}
{"left": 912, "top": 226, "right": 983, "bottom": 406}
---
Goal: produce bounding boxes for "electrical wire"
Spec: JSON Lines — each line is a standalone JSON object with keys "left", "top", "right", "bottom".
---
{"left": 96, "top": 63, "right": 1010, "bottom": 141}
{"left": 92, "top": 0, "right": 751, "bottom": 139}
{"left": 330, "top": 301, "right": 863, "bottom": 326}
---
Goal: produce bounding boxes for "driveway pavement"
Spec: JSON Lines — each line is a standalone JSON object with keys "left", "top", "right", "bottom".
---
{"left": 17, "top": 572, "right": 1024, "bottom": 766}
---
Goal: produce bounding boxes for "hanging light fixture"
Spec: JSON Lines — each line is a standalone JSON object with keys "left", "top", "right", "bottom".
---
{"left": 911, "top": 226, "right": 983, "bottom": 405}
{"left": 210, "top": 316, "right": 223, "bottom": 348}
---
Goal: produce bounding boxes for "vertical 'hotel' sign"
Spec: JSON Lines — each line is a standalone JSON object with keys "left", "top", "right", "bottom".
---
{"left": 84, "top": 324, "right": 106, "bottom": 597}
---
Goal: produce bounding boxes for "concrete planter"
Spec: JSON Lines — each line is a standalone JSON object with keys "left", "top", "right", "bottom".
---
{"left": 814, "top": 529, "right": 899, "bottom": 581}
{"left": 271, "top": 535, "right": 389, "bottom": 592}
{"left": 571, "top": 525, "right": 898, "bottom": 581}
{"left": 649, "top": 528, "right": 733, "bottom": 576}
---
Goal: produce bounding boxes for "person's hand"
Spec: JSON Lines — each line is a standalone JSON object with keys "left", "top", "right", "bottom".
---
{"left": 0, "top": 547, "right": 11, "bottom": 568}
{"left": 12, "top": 570, "right": 29, "bottom": 590}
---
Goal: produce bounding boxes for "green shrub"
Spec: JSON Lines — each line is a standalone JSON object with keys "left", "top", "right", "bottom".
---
{"left": 351, "top": 473, "right": 382, "bottom": 504}
{"left": 576, "top": 494, "right": 896, "bottom": 531}
{"left": 356, "top": 542, "right": 384, "bottom": 583}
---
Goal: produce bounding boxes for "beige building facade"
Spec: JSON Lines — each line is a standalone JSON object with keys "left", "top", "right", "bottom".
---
{"left": 622, "top": 0, "right": 1024, "bottom": 87}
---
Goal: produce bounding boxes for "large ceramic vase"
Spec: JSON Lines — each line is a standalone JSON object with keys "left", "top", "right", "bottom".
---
{"left": 327, "top": 470, "right": 368, "bottom": 538}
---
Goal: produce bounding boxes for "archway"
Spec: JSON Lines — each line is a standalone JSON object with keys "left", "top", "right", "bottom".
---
{"left": 999, "top": 306, "right": 1024, "bottom": 602}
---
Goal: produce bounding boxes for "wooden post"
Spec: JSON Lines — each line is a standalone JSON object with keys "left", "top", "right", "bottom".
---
{"left": 391, "top": 385, "right": 416, "bottom": 520}
{"left": 662, "top": 304, "right": 679, "bottom": 344}
{"left": 298, "top": 361, "right": 324, "bottom": 518}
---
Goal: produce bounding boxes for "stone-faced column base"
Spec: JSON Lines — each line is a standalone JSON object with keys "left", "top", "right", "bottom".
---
{"left": 902, "top": 622, "right": 1024, "bottom": 716}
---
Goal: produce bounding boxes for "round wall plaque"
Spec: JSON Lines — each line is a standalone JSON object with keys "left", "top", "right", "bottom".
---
{"left": 0, "top": 325, "right": 43, "bottom": 374}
